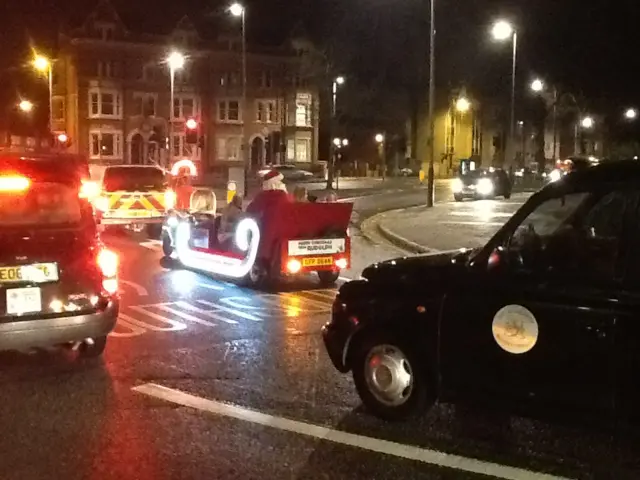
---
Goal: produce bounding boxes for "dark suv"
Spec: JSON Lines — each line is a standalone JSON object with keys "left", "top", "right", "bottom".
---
{"left": 0, "top": 153, "right": 119, "bottom": 357}
{"left": 452, "top": 168, "right": 512, "bottom": 201}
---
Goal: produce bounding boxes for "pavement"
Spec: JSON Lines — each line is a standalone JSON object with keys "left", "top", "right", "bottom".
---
{"left": 3, "top": 185, "right": 639, "bottom": 479}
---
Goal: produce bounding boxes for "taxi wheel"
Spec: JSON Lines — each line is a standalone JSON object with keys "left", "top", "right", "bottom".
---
{"left": 454, "top": 194, "right": 463, "bottom": 202}
{"left": 78, "top": 336, "right": 107, "bottom": 358}
{"left": 245, "top": 261, "right": 270, "bottom": 289}
{"left": 504, "top": 191, "right": 512, "bottom": 200}
{"left": 352, "top": 335, "right": 433, "bottom": 421}
{"left": 317, "top": 270, "right": 340, "bottom": 286}
{"left": 162, "top": 233, "right": 174, "bottom": 258}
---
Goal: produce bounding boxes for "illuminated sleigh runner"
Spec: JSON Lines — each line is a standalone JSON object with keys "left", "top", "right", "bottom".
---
{"left": 161, "top": 197, "right": 353, "bottom": 288}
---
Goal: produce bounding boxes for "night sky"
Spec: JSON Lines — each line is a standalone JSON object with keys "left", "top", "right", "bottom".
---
{"left": 0, "top": 0, "right": 638, "bottom": 124}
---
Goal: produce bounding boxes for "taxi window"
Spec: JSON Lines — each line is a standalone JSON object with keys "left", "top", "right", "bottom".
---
{"left": 508, "top": 190, "right": 627, "bottom": 280}
{"left": 0, "top": 182, "right": 83, "bottom": 227}
{"left": 103, "top": 167, "right": 165, "bottom": 192}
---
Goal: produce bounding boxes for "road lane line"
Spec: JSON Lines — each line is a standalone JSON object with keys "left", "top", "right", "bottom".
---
{"left": 153, "top": 303, "right": 223, "bottom": 327}
{"left": 302, "top": 289, "right": 337, "bottom": 302}
{"left": 172, "top": 301, "right": 238, "bottom": 325}
{"left": 133, "top": 383, "right": 570, "bottom": 480}
{"left": 128, "top": 306, "right": 188, "bottom": 331}
{"left": 338, "top": 276, "right": 352, "bottom": 282}
{"left": 120, "top": 280, "right": 149, "bottom": 296}
{"left": 197, "top": 299, "right": 263, "bottom": 322}
{"left": 280, "top": 292, "right": 332, "bottom": 310}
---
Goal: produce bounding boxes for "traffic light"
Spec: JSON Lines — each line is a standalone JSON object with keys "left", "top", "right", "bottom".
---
{"left": 185, "top": 118, "right": 198, "bottom": 144}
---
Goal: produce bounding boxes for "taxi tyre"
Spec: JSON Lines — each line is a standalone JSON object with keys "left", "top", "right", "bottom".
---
{"left": 351, "top": 333, "right": 434, "bottom": 421}
{"left": 504, "top": 191, "right": 512, "bottom": 199}
{"left": 78, "top": 335, "right": 108, "bottom": 358}
{"left": 147, "top": 224, "right": 163, "bottom": 239}
{"left": 454, "top": 193, "right": 463, "bottom": 202}
{"left": 244, "top": 259, "right": 270, "bottom": 289}
{"left": 161, "top": 232, "right": 174, "bottom": 258}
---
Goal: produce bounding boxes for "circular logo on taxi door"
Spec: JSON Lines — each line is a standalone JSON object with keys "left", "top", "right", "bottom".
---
{"left": 492, "top": 305, "right": 539, "bottom": 354}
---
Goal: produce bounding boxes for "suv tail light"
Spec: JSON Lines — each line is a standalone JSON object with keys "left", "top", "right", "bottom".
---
{"left": 165, "top": 190, "right": 176, "bottom": 209}
{"left": 79, "top": 180, "right": 100, "bottom": 200}
{"left": 0, "top": 175, "right": 30, "bottom": 192}
{"left": 97, "top": 248, "right": 118, "bottom": 294}
{"left": 94, "top": 196, "right": 109, "bottom": 212}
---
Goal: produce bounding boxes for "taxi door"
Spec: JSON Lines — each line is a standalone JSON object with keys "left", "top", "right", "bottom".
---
{"left": 440, "top": 190, "right": 625, "bottom": 417}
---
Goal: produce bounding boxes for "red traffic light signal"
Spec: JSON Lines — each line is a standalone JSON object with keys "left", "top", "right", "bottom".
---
{"left": 185, "top": 118, "right": 197, "bottom": 130}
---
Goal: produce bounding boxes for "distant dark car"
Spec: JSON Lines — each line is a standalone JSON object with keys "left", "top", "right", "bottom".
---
{"left": 0, "top": 153, "right": 119, "bottom": 357}
{"left": 258, "top": 164, "right": 314, "bottom": 181}
{"left": 323, "top": 160, "right": 640, "bottom": 425}
{"left": 452, "top": 168, "right": 511, "bottom": 201}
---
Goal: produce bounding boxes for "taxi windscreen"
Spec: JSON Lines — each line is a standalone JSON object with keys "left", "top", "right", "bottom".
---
{"left": 0, "top": 181, "right": 83, "bottom": 227}
{"left": 103, "top": 167, "right": 165, "bottom": 192}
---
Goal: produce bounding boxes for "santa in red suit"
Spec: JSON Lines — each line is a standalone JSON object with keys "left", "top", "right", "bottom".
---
{"left": 246, "top": 169, "right": 290, "bottom": 218}
{"left": 246, "top": 169, "right": 291, "bottom": 259}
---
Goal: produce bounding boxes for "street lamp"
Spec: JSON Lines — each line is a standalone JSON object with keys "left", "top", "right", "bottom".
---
{"left": 455, "top": 97, "right": 470, "bottom": 113}
{"left": 229, "top": 3, "right": 247, "bottom": 189}
{"left": 19, "top": 100, "right": 34, "bottom": 113}
{"left": 33, "top": 54, "right": 53, "bottom": 130}
{"left": 328, "top": 76, "right": 346, "bottom": 189}
{"left": 375, "top": 133, "right": 384, "bottom": 143}
{"left": 167, "top": 51, "right": 185, "bottom": 166}
{"left": 625, "top": 108, "right": 637, "bottom": 120}
{"left": 341, "top": 138, "right": 349, "bottom": 147}
{"left": 581, "top": 116, "right": 594, "bottom": 129}
{"left": 491, "top": 19, "right": 517, "bottom": 169}
{"left": 530, "top": 79, "right": 544, "bottom": 92}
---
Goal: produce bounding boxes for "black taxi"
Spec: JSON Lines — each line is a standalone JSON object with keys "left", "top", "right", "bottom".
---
{"left": 323, "top": 160, "right": 640, "bottom": 424}
{"left": 0, "top": 153, "right": 119, "bottom": 357}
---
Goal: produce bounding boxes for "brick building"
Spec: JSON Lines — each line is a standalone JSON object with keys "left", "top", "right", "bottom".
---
{"left": 51, "top": 0, "right": 320, "bottom": 179}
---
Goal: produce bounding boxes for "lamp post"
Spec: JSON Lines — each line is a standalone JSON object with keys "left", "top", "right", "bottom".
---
{"left": 167, "top": 51, "right": 185, "bottom": 168}
{"left": 327, "top": 76, "right": 345, "bottom": 189}
{"left": 579, "top": 116, "right": 594, "bottom": 155}
{"left": 425, "top": 0, "right": 436, "bottom": 207}
{"left": 33, "top": 54, "right": 52, "bottom": 130}
{"left": 375, "top": 133, "right": 385, "bottom": 178}
{"left": 229, "top": 3, "right": 247, "bottom": 190}
{"left": 491, "top": 20, "right": 518, "bottom": 169}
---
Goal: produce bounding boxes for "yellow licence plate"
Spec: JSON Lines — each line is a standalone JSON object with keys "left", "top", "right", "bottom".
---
{"left": 302, "top": 256, "right": 333, "bottom": 267}
{"left": 0, "top": 263, "right": 59, "bottom": 283}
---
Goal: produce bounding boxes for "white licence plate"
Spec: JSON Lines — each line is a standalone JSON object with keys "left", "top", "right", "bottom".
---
{"left": 6, "top": 287, "right": 42, "bottom": 315}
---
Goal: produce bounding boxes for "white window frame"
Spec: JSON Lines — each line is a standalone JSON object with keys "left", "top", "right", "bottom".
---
{"left": 172, "top": 95, "right": 199, "bottom": 121}
{"left": 256, "top": 99, "right": 277, "bottom": 124}
{"left": 97, "top": 61, "right": 117, "bottom": 78}
{"left": 218, "top": 99, "right": 242, "bottom": 124}
{"left": 89, "top": 129, "right": 123, "bottom": 160}
{"left": 133, "top": 93, "right": 157, "bottom": 117}
{"left": 171, "top": 134, "right": 201, "bottom": 161}
{"left": 88, "top": 87, "right": 122, "bottom": 119}
{"left": 217, "top": 136, "right": 242, "bottom": 161}
{"left": 295, "top": 138, "right": 311, "bottom": 162}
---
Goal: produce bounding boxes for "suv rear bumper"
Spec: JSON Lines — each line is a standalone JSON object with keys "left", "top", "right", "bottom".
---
{"left": 101, "top": 217, "right": 164, "bottom": 225}
{"left": 0, "top": 300, "right": 119, "bottom": 351}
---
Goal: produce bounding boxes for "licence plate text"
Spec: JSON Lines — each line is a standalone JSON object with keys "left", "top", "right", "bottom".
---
{"left": 0, "top": 263, "right": 59, "bottom": 283}
{"left": 302, "top": 256, "right": 333, "bottom": 267}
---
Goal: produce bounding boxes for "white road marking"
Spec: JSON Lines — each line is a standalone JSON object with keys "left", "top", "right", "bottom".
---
{"left": 440, "top": 221, "right": 504, "bottom": 227}
{"left": 128, "top": 305, "right": 188, "bottom": 331}
{"left": 155, "top": 303, "right": 222, "bottom": 327}
{"left": 173, "top": 301, "right": 238, "bottom": 325}
{"left": 109, "top": 314, "right": 148, "bottom": 337}
{"left": 120, "top": 280, "right": 149, "bottom": 296}
{"left": 197, "top": 299, "right": 263, "bottom": 322}
{"left": 449, "top": 211, "right": 514, "bottom": 218}
{"left": 197, "top": 282, "right": 225, "bottom": 291}
{"left": 133, "top": 383, "right": 570, "bottom": 480}
{"left": 338, "top": 276, "right": 352, "bottom": 282}
{"left": 140, "top": 240, "right": 162, "bottom": 250}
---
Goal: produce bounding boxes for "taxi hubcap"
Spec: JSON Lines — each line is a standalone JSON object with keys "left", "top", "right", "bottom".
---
{"left": 365, "top": 345, "right": 413, "bottom": 407}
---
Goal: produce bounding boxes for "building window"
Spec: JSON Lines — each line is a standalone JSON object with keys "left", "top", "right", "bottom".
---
{"left": 219, "top": 72, "right": 239, "bottom": 87}
{"left": 175, "top": 68, "right": 192, "bottom": 85}
{"left": 472, "top": 116, "right": 481, "bottom": 155}
{"left": 142, "top": 65, "right": 160, "bottom": 82}
{"left": 52, "top": 97, "right": 65, "bottom": 120}
{"left": 260, "top": 71, "right": 272, "bottom": 88}
{"left": 171, "top": 134, "right": 200, "bottom": 159}
{"left": 134, "top": 93, "right": 156, "bottom": 117}
{"left": 217, "top": 136, "right": 241, "bottom": 161}
{"left": 256, "top": 100, "right": 277, "bottom": 123}
{"left": 97, "top": 61, "right": 118, "bottom": 78}
{"left": 218, "top": 100, "right": 241, "bottom": 123}
{"left": 444, "top": 112, "right": 455, "bottom": 154}
{"left": 89, "top": 130, "right": 123, "bottom": 159}
{"left": 172, "top": 96, "right": 197, "bottom": 120}
{"left": 88, "top": 88, "right": 122, "bottom": 118}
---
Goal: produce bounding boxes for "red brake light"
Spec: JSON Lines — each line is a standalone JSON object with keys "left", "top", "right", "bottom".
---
{"left": 0, "top": 175, "right": 30, "bottom": 192}
{"left": 97, "top": 249, "right": 118, "bottom": 278}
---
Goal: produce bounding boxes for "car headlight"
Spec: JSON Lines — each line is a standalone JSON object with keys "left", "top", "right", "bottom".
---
{"left": 476, "top": 178, "right": 494, "bottom": 195}
{"left": 549, "top": 169, "right": 562, "bottom": 182}
{"left": 452, "top": 178, "right": 463, "bottom": 193}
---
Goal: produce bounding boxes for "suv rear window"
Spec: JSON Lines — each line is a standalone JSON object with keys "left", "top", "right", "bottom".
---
{"left": 103, "top": 167, "right": 165, "bottom": 192}
{"left": 0, "top": 182, "right": 83, "bottom": 227}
